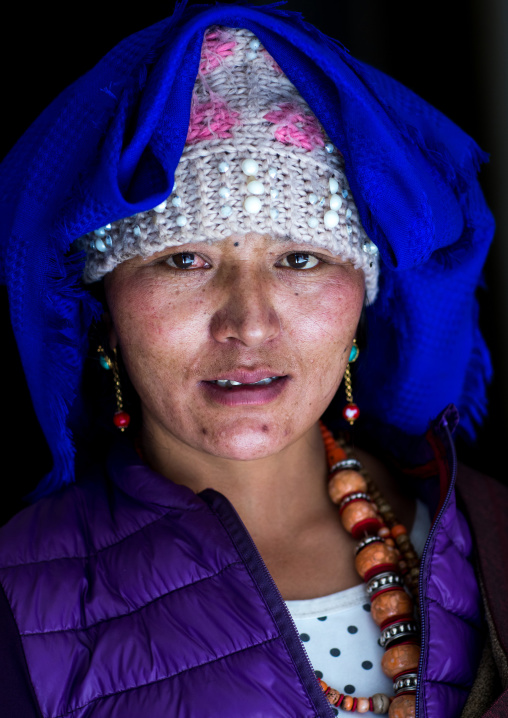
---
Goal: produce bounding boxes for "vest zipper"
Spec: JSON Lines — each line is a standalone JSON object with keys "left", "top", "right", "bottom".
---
{"left": 415, "top": 419, "right": 457, "bottom": 718}
{"left": 199, "top": 488, "right": 335, "bottom": 717}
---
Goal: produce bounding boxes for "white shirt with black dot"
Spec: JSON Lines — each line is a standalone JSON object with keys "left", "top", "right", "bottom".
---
{"left": 285, "top": 499, "right": 430, "bottom": 716}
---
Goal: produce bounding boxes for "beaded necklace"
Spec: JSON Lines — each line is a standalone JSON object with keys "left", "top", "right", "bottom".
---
{"left": 318, "top": 423, "right": 419, "bottom": 717}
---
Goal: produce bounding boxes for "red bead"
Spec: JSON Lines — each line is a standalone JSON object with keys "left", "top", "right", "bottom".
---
{"left": 113, "top": 411, "right": 131, "bottom": 429}
{"left": 342, "top": 403, "right": 360, "bottom": 424}
{"left": 351, "top": 517, "right": 383, "bottom": 539}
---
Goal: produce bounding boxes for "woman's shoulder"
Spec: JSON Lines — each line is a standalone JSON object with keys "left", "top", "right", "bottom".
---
{"left": 0, "top": 470, "right": 110, "bottom": 569}
{"left": 0, "top": 440, "right": 207, "bottom": 572}
{"left": 0, "top": 456, "right": 169, "bottom": 570}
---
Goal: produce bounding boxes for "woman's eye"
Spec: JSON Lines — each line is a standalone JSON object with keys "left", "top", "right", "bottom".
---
{"left": 165, "top": 253, "right": 207, "bottom": 269}
{"left": 280, "top": 253, "right": 320, "bottom": 269}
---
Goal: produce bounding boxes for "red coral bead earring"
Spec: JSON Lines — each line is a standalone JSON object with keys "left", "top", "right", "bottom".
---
{"left": 98, "top": 345, "right": 131, "bottom": 431}
{"left": 342, "top": 339, "right": 360, "bottom": 425}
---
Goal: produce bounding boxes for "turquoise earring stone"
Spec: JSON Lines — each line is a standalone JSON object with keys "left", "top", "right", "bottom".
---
{"left": 99, "top": 355, "right": 112, "bottom": 370}
{"left": 349, "top": 343, "right": 359, "bottom": 363}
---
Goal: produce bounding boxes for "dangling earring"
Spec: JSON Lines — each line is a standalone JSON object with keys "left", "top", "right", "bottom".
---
{"left": 342, "top": 339, "right": 360, "bottom": 426}
{"left": 97, "top": 345, "right": 131, "bottom": 431}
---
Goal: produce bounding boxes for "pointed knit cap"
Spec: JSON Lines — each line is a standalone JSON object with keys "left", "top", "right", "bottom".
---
{"left": 0, "top": 2, "right": 494, "bottom": 496}
{"left": 82, "top": 26, "right": 380, "bottom": 303}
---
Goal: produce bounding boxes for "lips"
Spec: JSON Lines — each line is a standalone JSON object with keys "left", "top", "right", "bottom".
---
{"left": 200, "top": 371, "right": 289, "bottom": 406}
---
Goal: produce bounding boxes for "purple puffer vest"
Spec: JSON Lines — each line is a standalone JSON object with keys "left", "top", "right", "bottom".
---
{"left": 0, "top": 415, "right": 483, "bottom": 718}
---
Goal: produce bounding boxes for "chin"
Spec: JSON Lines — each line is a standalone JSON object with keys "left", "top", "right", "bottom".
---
{"left": 199, "top": 421, "right": 291, "bottom": 461}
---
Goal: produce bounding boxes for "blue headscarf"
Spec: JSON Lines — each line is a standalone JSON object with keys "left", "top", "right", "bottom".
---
{"left": 0, "top": 2, "right": 494, "bottom": 497}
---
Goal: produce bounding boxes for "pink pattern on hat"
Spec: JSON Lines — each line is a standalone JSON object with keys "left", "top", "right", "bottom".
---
{"left": 200, "top": 29, "right": 237, "bottom": 75}
{"left": 264, "top": 102, "right": 325, "bottom": 150}
{"left": 186, "top": 96, "right": 241, "bottom": 144}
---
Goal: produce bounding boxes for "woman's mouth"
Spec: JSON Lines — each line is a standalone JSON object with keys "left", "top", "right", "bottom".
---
{"left": 200, "top": 374, "right": 289, "bottom": 406}
{"left": 212, "top": 376, "right": 280, "bottom": 388}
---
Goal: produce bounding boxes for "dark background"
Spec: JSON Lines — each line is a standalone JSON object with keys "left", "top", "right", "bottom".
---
{"left": 2, "top": 0, "right": 507, "bottom": 524}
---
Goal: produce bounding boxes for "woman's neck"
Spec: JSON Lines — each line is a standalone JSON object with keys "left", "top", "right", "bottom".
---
{"left": 140, "top": 420, "right": 334, "bottom": 544}
{"left": 140, "top": 419, "right": 417, "bottom": 600}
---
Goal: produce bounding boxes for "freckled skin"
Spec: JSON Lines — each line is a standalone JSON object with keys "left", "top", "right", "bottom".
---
{"left": 105, "top": 232, "right": 365, "bottom": 464}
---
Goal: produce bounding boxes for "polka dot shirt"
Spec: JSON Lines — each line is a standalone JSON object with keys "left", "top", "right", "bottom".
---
{"left": 285, "top": 499, "right": 430, "bottom": 716}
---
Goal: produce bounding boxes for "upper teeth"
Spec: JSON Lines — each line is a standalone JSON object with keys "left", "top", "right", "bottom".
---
{"left": 215, "top": 377, "right": 278, "bottom": 387}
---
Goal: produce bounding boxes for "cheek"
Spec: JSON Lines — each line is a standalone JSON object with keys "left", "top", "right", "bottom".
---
{"left": 281, "top": 271, "right": 364, "bottom": 368}
{"left": 107, "top": 277, "right": 207, "bottom": 390}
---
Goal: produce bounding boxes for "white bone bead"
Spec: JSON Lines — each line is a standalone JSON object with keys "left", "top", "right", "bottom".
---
{"left": 153, "top": 200, "right": 167, "bottom": 213}
{"left": 247, "top": 180, "right": 265, "bottom": 195}
{"left": 244, "top": 196, "right": 262, "bottom": 214}
{"left": 330, "top": 194, "right": 342, "bottom": 211}
{"left": 324, "top": 210, "right": 339, "bottom": 228}
{"left": 242, "top": 159, "right": 259, "bottom": 176}
{"left": 329, "top": 177, "right": 339, "bottom": 194}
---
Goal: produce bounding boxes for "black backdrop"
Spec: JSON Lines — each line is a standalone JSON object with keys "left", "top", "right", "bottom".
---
{"left": 1, "top": 0, "right": 505, "bottom": 525}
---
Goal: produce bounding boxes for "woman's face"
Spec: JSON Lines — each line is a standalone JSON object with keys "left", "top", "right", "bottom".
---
{"left": 104, "top": 232, "right": 365, "bottom": 460}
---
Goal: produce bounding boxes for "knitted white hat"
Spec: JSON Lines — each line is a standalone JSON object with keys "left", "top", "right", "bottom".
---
{"left": 83, "top": 27, "right": 380, "bottom": 302}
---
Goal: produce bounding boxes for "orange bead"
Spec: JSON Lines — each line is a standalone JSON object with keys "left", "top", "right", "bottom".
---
{"left": 357, "top": 697, "right": 370, "bottom": 713}
{"left": 318, "top": 679, "right": 328, "bottom": 692}
{"left": 342, "top": 695, "right": 354, "bottom": 711}
{"left": 371, "top": 588, "right": 414, "bottom": 627}
{"left": 328, "top": 469, "right": 367, "bottom": 504}
{"left": 355, "top": 541, "right": 399, "bottom": 580}
{"left": 326, "top": 688, "right": 341, "bottom": 705}
{"left": 341, "top": 499, "right": 378, "bottom": 533}
{"left": 388, "top": 694, "right": 416, "bottom": 717}
{"left": 391, "top": 524, "right": 408, "bottom": 539}
{"left": 381, "top": 643, "right": 420, "bottom": 679}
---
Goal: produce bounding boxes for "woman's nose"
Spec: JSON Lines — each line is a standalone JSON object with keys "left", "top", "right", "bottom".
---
{"left": 210, "top": 265, "right": 281, "bottom": 347}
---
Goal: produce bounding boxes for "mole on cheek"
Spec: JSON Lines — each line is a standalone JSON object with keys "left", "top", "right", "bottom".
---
{"left": 201, "top": 427, "right": 207, "bottom": 435}
{"left": 261, "top": 424, "right": 269, "bottom": 433}
{"left": 234, "top": 242, "right": 239, "bottom": 247}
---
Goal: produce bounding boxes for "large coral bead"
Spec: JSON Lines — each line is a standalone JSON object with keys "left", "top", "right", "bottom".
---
{"left": 341, "top": 499, "right": 381, "bottom": 537}
{"left": 328, "top": 469, "right": 367, "bottom": 504}
{"left": 371, "top": 589, "right": 414, "bottom": 627}
{"left": 389, "top": 694, "right": 416, "bottom": 717}
{"left": 381, "top": 643, "right": 420, "bottom": 679}
{"left": 355, "top": 541, "right": 399, "bottom": 581}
